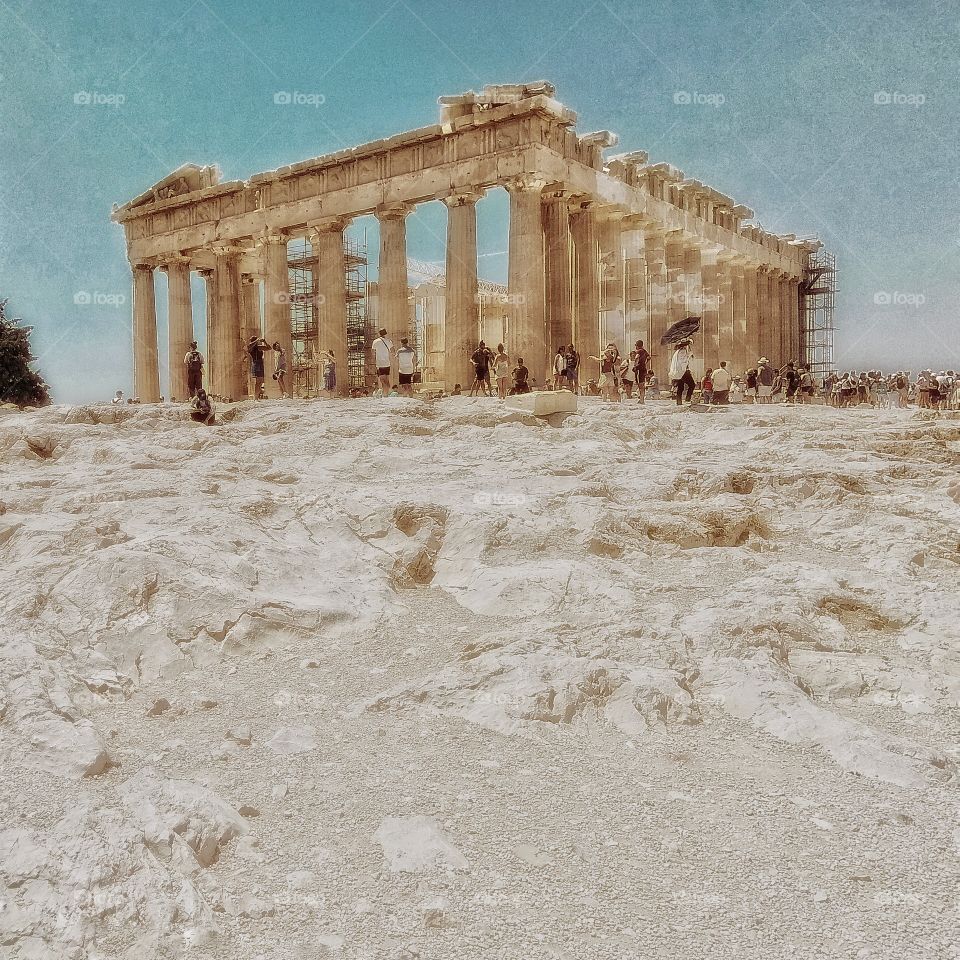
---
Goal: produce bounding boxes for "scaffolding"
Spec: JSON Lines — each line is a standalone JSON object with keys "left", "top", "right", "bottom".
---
{"left": 801, "top": 249, "right": 836, "bottom": 383}
{"left": 287, "top": 234, "right": 369, "bottom": 395}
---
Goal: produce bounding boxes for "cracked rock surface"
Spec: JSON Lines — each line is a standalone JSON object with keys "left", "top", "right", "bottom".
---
{"left": 0, "top": 398, "right": 958, "bottom": 960}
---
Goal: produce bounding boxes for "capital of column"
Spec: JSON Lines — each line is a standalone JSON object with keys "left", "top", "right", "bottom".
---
{"left": 156, "top": 253, "right": 191, "bottom": 273}
{"left": 210, "top": 243, "right": 247, "bottom": 258}
{"left": 308, "top": 217, "right": 351, "bottom": 240}
{"left": 375, "top": 203, "right": 413, "bottom": 222}
{"left": 131, "top": 261, "right": 156, "bottom": 273}
{"left": 256, "top": 228, "right": 289, "bottom": 249}
{"left": 439, "top": 189, "right": 484, "bottom": 208}
{"left": 504, "top": 175, "right": 547, "bottom": 195}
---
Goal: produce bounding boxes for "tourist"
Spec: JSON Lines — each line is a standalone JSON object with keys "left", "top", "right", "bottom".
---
{"left": 183, "top": 340, "right": 205, "bottom": 398}
{"left": 564, "top": 344, "right": 580, "bottom": 394}
{"left": 319, "top": 348, "right": 336, "bottom": 398}
{"left": 272, "top": 341, "right": 288, "bottom": 398}
{"left": 371, "top": 328, "right": 394, "bottom": 396}
{"left": 470, "top": 340, "right": 494, "bottom": 397}
{"left": 783, "top": 362, "right": 801, "bottom": 403}
{"left": 647, "top": 371, "right": 659, "bottom": 398}
{"left": 712, "top": 361, "right": 731, "bottom": 404}
{"left": 111, "top": 390, "right": 124, "bottom": 405}
{"left": 590, "top": 346, "right": 621, "bottom": 401}
{"left": 248, "top": 336, "right": 270, "bottom": 400}
{"left": 669, "top": 339, "right": 696, "bottom": 406}
{"left": 633, "top": 340, "right": 650, "bottom": 404}
{"left": 756, "top": 358, "right": 774, "bottom": 404}
{"left": 189, "top": 388, "right": 214, "bottom": 425}
{"left": 396, "top": 337, "right": 417, "bottom": 397}
{"left": 701, "top": 368, "right": 714, "bottom": 405}
{"left": 494, "top": 344, "right": 511, "bottom": 399}
{"left": 553, "top": 345, "right": 567, "bottom": 389}
{"left": 894, "top": 370, "right": 909, "bottom": 407}
{"left": 621, "top": 353, "right": 635, "bottom": 398}
{"left": 799, "top": 364, "right": 815, "bottom": 403}
{"left": 451, "top": 383, "right": 462, "bottom": 396}
{"left": 511, "top": 357, "right": 530, "bottom": 394}
{"left": 729, "top": 377, "right": 744, "bottom": 404}
{"left": 743, "top": 367, "right": 758, "bottom": 403}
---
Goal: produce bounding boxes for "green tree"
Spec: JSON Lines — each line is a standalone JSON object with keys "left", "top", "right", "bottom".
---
{"left": 0, "top": 299, "right": 51, "bottom": 407}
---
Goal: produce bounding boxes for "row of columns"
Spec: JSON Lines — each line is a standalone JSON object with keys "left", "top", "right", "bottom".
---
{"left": 131, "top": 186, "right": 805, "bottom": 401}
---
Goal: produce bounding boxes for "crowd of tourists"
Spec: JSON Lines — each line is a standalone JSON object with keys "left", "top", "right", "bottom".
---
{"left": 113, "top": 331, "right": 959, "bottom": 417}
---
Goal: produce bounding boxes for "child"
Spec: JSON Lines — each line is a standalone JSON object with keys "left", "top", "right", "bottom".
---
{"left": 701, "top": 368, "right": 714, "bottom": 405}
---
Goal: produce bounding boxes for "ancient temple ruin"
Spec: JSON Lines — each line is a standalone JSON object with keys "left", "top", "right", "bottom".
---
{"left": 112, "top": 82, "right": 833, "bottom": 400}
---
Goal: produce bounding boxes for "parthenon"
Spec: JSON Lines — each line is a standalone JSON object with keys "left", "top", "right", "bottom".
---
{"left": 112, "top": 81, "right": 829, "bottom": 400}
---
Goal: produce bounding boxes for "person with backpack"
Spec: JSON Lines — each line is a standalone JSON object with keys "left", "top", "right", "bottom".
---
{"left": 756, "top": 358, "right": 775, "bottom": 404}
{"left": 396, "top": 337, "right": 417, "bottom": 397}
{"left": 633, "top": 340, "right": 650, "bottom": 404}
{"left": 183, "top": 340, "right": 205, "bottom": 399}
{"left": 247, "top": 336, "right": 270, "bottom": 400}
{"left": 701, "top": 368, "right": 714, "bottom": 405}
{"left": 470, "top": 341, "right": 494, "bottom": 396}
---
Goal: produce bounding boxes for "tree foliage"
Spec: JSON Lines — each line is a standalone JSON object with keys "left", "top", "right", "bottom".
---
{"left": 0, "top": 299, "right": 51, "bottom": 407}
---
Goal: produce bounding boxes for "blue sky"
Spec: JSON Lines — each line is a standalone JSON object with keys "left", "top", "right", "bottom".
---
{"left": 1, "top": 0, "right": 958, "bottom": 402}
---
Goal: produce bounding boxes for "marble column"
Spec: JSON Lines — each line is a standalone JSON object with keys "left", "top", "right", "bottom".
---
{"left": 665, "top": 233, "right": 686, "bottom": 335}
{"left": 199, "top": 268, "right": 216, "bottom": 373}
{"left": 643, "top": 229, "right": 669, "bottom": 384}
{"left": 790, "top": 278, "right": 803, "bottom": 365}
{"left": 442, "top": 192, "right": 481, "bottom": 391}
{"left": 683, "top": 243, "right": 702, "bottom": 329}
{"left": 240, "top": 274, "right": 261, "bottom": 398}
{"left": 259, "top": 231, "right": 292, "bottom": 382}
{"left": 758, "top": 267, "right": 773, "bottom": 363}
{"left": 311, "top": 218, "right": 350, "bottom": 394}
{"left": 744, "top": 265, "right": 762, "bottom": 372}
{"left": 212, "top": 247, "right": 244, "bottom": 400}
{"left": 622, "top": 219, "right": 647, "bottom": 349}
{"left": 131, "top": 262, "right": 160, "bottom": 403}
{"left": 731, "top": 262, "right": 749, "bottom": 377}
{"left": 570, "top": 199, "right": 601, "bottom": 375}
{"left": 598, "top": 211, "right": 625, "bottom": 350}
{"left": 506, "top": 177, "right": 547, "bottom": 380}
{"left": 376, "top": 205, "right": 412, "bottom": 379}
{"left": 718, "top": 256, "right": 735, "bottom": 367}
{"left": 700, "top": 248, "right": 720, "bottom": 374}
{"left": 542, "top": 188, "right": 574, "bottom": 355}
{"left": 161, "top": 255, "right": 192, "bottom": 402}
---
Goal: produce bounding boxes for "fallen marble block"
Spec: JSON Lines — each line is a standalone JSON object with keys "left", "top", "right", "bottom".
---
{"left": 504, "top": 390, "right": 578, "bottom": 417}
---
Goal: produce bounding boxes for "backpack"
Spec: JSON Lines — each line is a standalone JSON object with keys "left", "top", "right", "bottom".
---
{"left": 187, "top": 350, "right": 202, "bottom": 373}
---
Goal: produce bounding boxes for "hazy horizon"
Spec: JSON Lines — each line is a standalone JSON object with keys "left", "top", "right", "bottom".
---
{"left": 2, "top": 0, "right": 958, "bottom": 404}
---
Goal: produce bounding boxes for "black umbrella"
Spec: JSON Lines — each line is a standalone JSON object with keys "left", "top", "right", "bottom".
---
{"left": 660, "top": 316, "right": 701, "bottom": 345}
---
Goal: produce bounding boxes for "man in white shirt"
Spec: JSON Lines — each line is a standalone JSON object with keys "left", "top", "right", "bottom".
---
{"left": 396, "top": 337, "right": 417, "bottom": 397}
{"left": 371, "top": 327, "right": 394, "bottom": 397}
{"left": 711, "top": 360, "right": 731, "bottom": 404}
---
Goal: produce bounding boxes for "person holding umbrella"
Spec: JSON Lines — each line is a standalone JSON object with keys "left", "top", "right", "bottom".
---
{"left": 669, "top": 338, "right": 696, "bottom": 406}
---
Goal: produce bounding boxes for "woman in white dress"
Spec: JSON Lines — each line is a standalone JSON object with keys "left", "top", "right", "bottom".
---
{"left": 494, "top": 344, "right": 511, "bottom": 399}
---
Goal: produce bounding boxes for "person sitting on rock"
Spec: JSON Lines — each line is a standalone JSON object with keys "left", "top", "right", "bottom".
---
{"left": 511, "top": 358, "right": 530, "bottom": 395}
{"left": 189, "top": 389, "right": 215, "bottom": 425}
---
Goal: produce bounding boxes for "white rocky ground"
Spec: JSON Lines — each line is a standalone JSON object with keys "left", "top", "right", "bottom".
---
{"left": 0, "top": 397, "right": 958, "bottom": 960}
